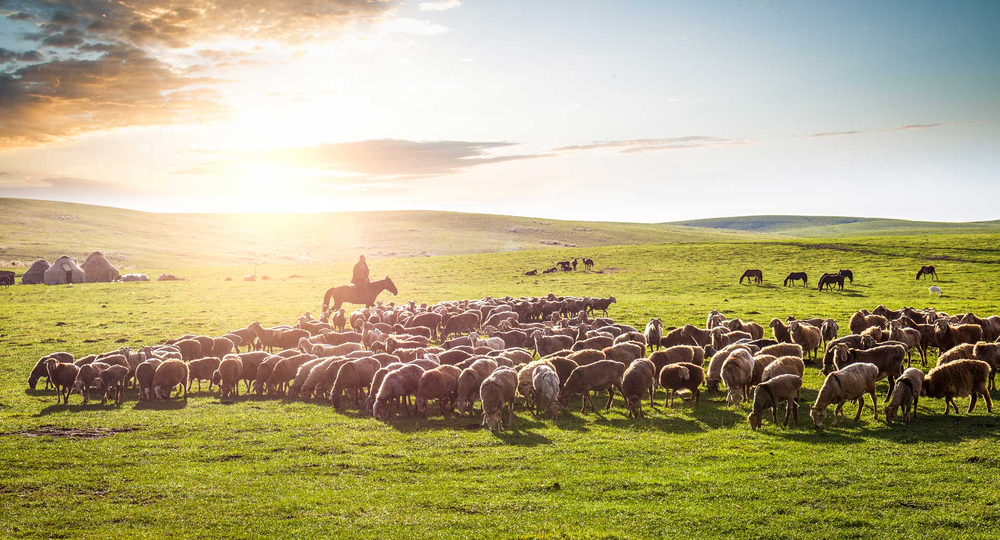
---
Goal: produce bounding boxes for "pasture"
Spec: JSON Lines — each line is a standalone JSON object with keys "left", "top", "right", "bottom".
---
{"left": 3, "top": 234, "right": 1000, "bottom": 539}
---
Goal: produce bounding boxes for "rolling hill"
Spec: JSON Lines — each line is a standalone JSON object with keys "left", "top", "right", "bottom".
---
{"left": 670, "top": 215, "right": 1000, "bottom": 237}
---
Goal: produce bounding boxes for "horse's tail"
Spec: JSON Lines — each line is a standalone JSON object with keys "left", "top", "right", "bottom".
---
{"left": 322, "top": 287, "right": 335, "bottom": 315}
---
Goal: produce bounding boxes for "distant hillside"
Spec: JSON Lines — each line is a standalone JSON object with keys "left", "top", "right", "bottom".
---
{"left": 671, "top": 215, "right": 1000, "bottom": 237}
{"left": 0, "top": 199, "right": 751, "bottom": 269}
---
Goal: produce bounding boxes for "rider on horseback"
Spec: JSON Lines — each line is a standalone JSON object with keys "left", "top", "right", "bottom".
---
{"left": 352, "top": 255, "right": 370, "bottom": 294}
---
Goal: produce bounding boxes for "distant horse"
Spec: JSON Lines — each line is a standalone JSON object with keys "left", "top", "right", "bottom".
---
{"left": 524, "top": 269, "right": 538, "bottom": 276}
{"left": 542, "top": 267, "right": 558, "bottom": 274}
{"left": 558, "top": 261, "right": 572, "bottom": 271}
{"left": 783, "top": 272, "right": 808, "bottom": 287}
{"left": 322, "top": 276, "right": 398, "bottom": 316}
{"left": 740, "top": 269, "right": 763, "bottom": 285}
{"left": 818, "top": 273, "right": 844, "bottom": 291}
{"left": 916, "top": 266, "right": 938, "bottom": 280}
{"left": 838, "top": 269, "right": 854, "bottom": 284}
{"left": 582, "top": 258, "right": 595, "bottom": 271}
{"left": 929, "top": 285, "right": 943, "bottom": 297}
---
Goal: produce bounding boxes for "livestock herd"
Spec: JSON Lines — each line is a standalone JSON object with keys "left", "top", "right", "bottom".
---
{"left": 26, "top": 294, "right": 1000, "bottom": 432}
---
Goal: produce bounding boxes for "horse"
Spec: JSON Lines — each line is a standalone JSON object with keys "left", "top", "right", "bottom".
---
{"left": 783, "top": 272, "right": 808, "bottom": 287}
{"left": 558, "top": 261, "right": 572, "bottom": 271}
{"left": 817, "top": 273, "right": 844, "bottom": 291}
{"left": 838, "top": 269, "right": 854, "bottom": 284}
{"left": 524, "top": 269, "right": 538, "bottom": 276}
{"left": 740, "top": 269, "right": 763, "bottom": 285}
{"left": 321, "top": 276, "right": 397, "bottom": 316}
{"left": 916, "top": 266, "right": 938, "bottom": 280}
{"left": 542, "top": 267, "right": 558, "bottom": 274}
{"left": 582, "top": 258, "right": 594, "bottom": 271}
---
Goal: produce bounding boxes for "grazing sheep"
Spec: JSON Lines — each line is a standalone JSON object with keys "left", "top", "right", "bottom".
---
{"left": 563, "top": 349, "right": 604, "bottom": 368}
{"left": 820, "top": 320, "right": 839, "bottom": 348}
{"left": 517, "top": 359, "right": 555, "bottom": 409}
{"left": 789, "top": 321, "right": 822, "bottom": 360}
{"left": 532, "top": 365, "right": 562, "bottom": 419}
{"left": 644, "top": 319, "right": 663, "bottom": 353}
{"left": 885, "top": 367, "right": 924, "bottom": 424}
{"left": 558, "top": 360, "right": 626, "bottom": 413}
{"left": 622, "top": 359, "right": 655, "bottom": 418}
{"left": 712, "top": 328, "right": 753, "bottom": 352}
{"left": 849, "top": 312, "right": 888, "bottom": 335}
{"left": 70, "top": 362, "right": 109, "bottom": 404}
{"left": 472, "top": 334, "right": 505, "bottom": 351}
{"left": 374, "top": 364, "right": 426, "bottom": 420}
{"left": 922, "top": 359, "right": 993, "bottom": 415}
{"left": 888, "top": 320, "right": 925, "bottom": 366}
{"left": 456, "top": 358, "right": 498, "bottom": 416}
{"left": 973, "top": 342, "right": 1000, "bottom": 390}
{"left": 548, "top": 357, "right": 579, "bottom": 389}
{"left": 235, "top": 351, "right": 268, "bottom": 393}
{"left": 936, "top": 343, "right": 975, "bottom": 366}
{"left": 768, "top": 319, "right": 793, "bottom": 344}
{"left": 601, "top": 342, "right": 645, "bottom": 366}
{"left": 758, "top": 342, "right": 803, "bottom": 359}
{"left": 707, "top": 310, "right": 727, "bottom": 329}
{"left": 706, "top": 343, "right": 757, "bottom": 393}
{"left": 174, "top": 339, "right": 203, "bottom": 361}
{"left": 750, "top": 354, "right": 777, "bottom": 387}
{"left": 481, "top": 367, "right": 518, "bottom": 432}
{"left": 331, "top": 357, "right": 381, "bottom": 409}
{"left": 331, "top": 309, "right": 347, "bottom": 332}
{"left": 215, "top": 355, "right": 243, "bottom": 400}
{"left": 288, "top": 357, "right": 327, "bottom": 398}
{"left": 532, "top": 331, "right": 574, "bottom": 357}
{"left": 934, "top": 320, "right": 983, "bottom": 354}
{"left": 748, "top": 374, "right": 802, "bottom": 430}
{"left": 821, "top": 335, "right": 876, "bottom": 374}
{"left": 761, "top": 356, "right": 805, "bottom": 384}
{"left": 929, "top": 285, "right": 943, "bottom": 297}
{"left": 136, "top": 359, "right": 162, "bottom": 401}
{"left": 648, "top": 346, "right": 705, "bottom": 391}
{"left": 45, "top": 358, "right": 79, "bottom": 404}
{"left": 440, "top": 311, "right": 482, "bottom": 342}
{"left": 94, "top": 365, "right": 129, "bottom": 406}
{"left": 832, "top": 343, "right": 906, "bottom": 402}
{"left": 415, "top": 365, "right": 463, "bottom": 416}
{"left": 811, "top": 362, "right": 879, "bottom": 427}
{"left": 658, "top": 362, "right": 704, "bottom": 408}
{"left": 364, "top": 362, "right": 404, "bottom": 413}
{"left": 572, "top": 334, "right": 614, "bottom": 352}
{"left": 187, "top": 357, "right": 221, "bottom": 393}
{"left": 152, "top": 359, "right": 189, "bottom": 400}
{"left": 499, "top": 348, "right": 533, "bottom": 366}
{"left": 721, "top": 349, "right": 754, "bottom": 406}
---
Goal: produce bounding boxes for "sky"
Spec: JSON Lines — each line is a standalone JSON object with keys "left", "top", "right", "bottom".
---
{"left": 0, "top": 0, "right": 998, "bottom": 222}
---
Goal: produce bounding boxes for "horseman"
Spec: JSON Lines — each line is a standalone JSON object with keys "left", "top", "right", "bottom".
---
{"left": 352, "top": 255, "right": 370, "bottom": 294}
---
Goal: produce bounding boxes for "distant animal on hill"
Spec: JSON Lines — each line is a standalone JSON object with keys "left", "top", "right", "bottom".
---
{"left": 740, "top": 269, "right": 763, "bottom": 285}
{"left": 917, "top": 266, "right": 938, "bottom": 281}
{"left": 783, "top": 272, "right": 807, "bottom": 287}
{"left": 0, "top": 271, "right": 13, "bottom": 287}
{"left": 572, "top": 258, "right": 578, "bottom": 271}
{"left": 558, "top": 261, "right": 572, "bottom": 271}
{"left": 930, "top": 286, "right": 943, "bottom": 297}
{"left": 839, "top": 269, "right": 854, "bottom": 284}
{"left": 542, "top": 267, "right": 558, "bottom": 274}
{"left": 818, "top": 273, "right": 844, "bottom": 291}
{"left": 582, "top": 258, "right": 594, "bottom": 271}
{"left": 524, "top": 269, "right": 538, "bottom": 276}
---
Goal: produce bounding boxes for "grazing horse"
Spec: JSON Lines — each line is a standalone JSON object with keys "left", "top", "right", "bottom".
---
{"left": 783, "top": 272, "right": 808, "bottom": 287}
{"left": 838, "top": 269, "right": 854, "bottom": 284}
{"left": 582, "top": 258, "right": 595, "bottom": 271}
{"left": 740, "top": 269, "right": 763, "bottom": 285}
{"left": 818, "top": 273, "right": 844, "bottom": 291}
{"left": 322, "top": 276, "right": 398, "bottom": 316}
{"left": 916, "top": 265, "right": 938, "bottom": 280}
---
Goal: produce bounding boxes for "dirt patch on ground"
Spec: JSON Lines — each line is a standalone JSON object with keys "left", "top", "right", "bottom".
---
{"left": 7, "top": 425, "right": 138, "bottom": 439}
{"left": 598, "top": 267, "right": 628, "bottom": 274}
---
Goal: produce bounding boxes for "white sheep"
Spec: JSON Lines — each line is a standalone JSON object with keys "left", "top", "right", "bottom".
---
{"left": 929, "top": 286, "right": 943, "bottom": 297}
{"left": 531, "top": 365, "right": 561, "bottom": 419}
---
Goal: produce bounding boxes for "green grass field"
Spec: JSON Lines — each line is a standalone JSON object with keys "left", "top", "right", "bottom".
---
{"left": 4, "top": 209, "right": 1000, "bottom": 538}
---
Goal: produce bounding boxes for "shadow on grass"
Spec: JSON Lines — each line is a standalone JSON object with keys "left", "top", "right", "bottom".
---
{"left": 131, "top": 398, "right": 188, "bottom": 411}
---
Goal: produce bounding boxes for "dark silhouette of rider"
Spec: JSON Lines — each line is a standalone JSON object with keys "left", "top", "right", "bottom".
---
{"left": 352, "top": 255, "right": 370, "bottom": 292}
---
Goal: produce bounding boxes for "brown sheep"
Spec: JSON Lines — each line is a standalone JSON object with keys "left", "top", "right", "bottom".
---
{"left": 415, "top": 364, "right": 463, "bottom": 416}
{"left": 973, "top": 342, "right": 1000, "bottom": 390}
{"left": 548, "top": 357, "right": 579, "bottom": 388}
{"left": 532, "top": 331, "right": 574, "bottom": 357}
{"left": 215, "top": 355, "right": 243, "bottom": 399}
{"left": 94, "top": 365, "right": 129, "bottom": 406}
{"left": 811, "top": 362, "right": 879, "bottom": 427}
{"left": 758, "top": 342, "right": 804, "bottom": 359}
{"left": 174, "top": 338, "right": 203, "bottom": 360}
{"left": 721, "top": 349, "right": 754, "bottom": 406}
{"left": 557, "top": 360, "right": 625, "bottom": 413}
{"left": 498, "top": 348, "right": 533, "bottom": 366}
{"left": 885, "top": 367, "right": 924, "bottom": 424}
{"left": 365, "top": 362, "right": 404, "bottom": 414}
{"left": 331, "top": 357, "right": 381, "bottom": 409}
{"left": 761, "top": 356, "right": 805, "bottom": 383}
{"left": 832, "top": 343, "right": 906, "bottom": 402}
{"left": 235, "top": 351, "right": 268, "bottom": 393}
{"left": 45, "top": 358, "right": 79, "bottom": 404}
{"left": 573, "top": 334, "right": 614, "bottom": 352}
{"left": 480, "top": 367, "right": 518, "bottom": 432}
{"left": 566, "top": 348, "right": 605, "bottom": 367}
{"left": 934, "top": 321, "right": 983, "bottom": 354}
{"left": 136, "top": 359, "right": 162, "bottom": 401}
{"left": 750, "top": 354, "right": 778, "bottom": 386}
{"left": 712, "top": 328, "right": 752, "bottom": 352}
{"left": 438, "top": 349, "right": 473, "bottom": 366}
{"left": 407, "top": 312, "right": 444, "bottom": 341}
{"left": 768, "top": 319, "right": 793, "bottom": 344}
{"left": 936, "top": 343, "right": 975, "bottom": 366}
{"left": 623, "top": 359, "right": 655, "bottom": 418}
{"left": 849, "top": 312, "right": 888, "bottom": 335}
{"left": 658, "top": 362, "right": 704, "bottom": 407}
{"left": 517, "top": 359, "right": 555, "bottom": 409}
{"left": 267, "top": 354, "right": 316, "bottom": 396}
{"left": 439, "top": 311, "right": 481, "bottom": 342}
{"left": 374, "top": 363, "right": 426, "bottom": 420}
{"left": 252, "top": 355, "right": 284, "bottom": 395}
{"left": 888, "top": 320, "right": 925, "bottom": 366}
{"left": 456, "top": 358, "right": 498, "bottom": 415}
{"left": 821, "top": 335, "right": 876, "bottom": 374}
{"left": 747, "top": 374, "right": 802, "bottom": 430}
{"left": 922, "top": 359, "right": 993, "bottom": 414}
{"left": 152, "top": 359, "right": 189, "bottom": 400}
{"left": 789, "top": 321, "right": 822, "bottom": 360}
{"left": 187, "top": 356, "right": 221, "bottom": 393}
{"left": 601, "top": 342, "right": 645, "bottom": 366}
{"left": 71, "top": 362, "right": 109, "bottom": 404}
{"left": 706, "top": 343, "right": 757, "bottom": 393}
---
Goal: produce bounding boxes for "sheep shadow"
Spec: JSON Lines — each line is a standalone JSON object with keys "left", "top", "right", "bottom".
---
{"left": 131, "top": 398, "right": 188, "bottom": 411}
{"left": 34, "top": 402, "right": 127, "bottom": 416}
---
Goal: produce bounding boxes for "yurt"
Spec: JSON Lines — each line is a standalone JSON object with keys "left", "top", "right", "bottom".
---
{"left": 43, "top": 256, "right": 86, "bottom": 285}
{"left": 81, "top": 251, "right": 120, "bottom": 283}
{"left": 21, "top": 259, "right": 50, "bottom": 284}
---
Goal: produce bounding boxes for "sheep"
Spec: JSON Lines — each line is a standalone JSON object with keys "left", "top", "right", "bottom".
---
{"left": 849, "top": 312, "right": 889, "bottom": 335}
{"left": 532, "top": 365, "right": 562, "bottom": 419}
{"left": 566, "top": 348, "right": 606, "bottom": 367}
{"left": 658, "top": 362, "right": 704, "bottom": 407}
{"left": 622, "top": 359, "right": 655, "bottom": 418}
{"left": 601, "top": 342, "right": 645, "bottom": 366}
{"left": 860, "top": 326, "right": 884, "bottom": 343}
{"left": 821, "top": 335, "right": 876, "bottom": 374}
{"left": 747, "top": 374, "right": 802, "bottom": 430}
{"left": 761, "top": 356, "right": 805, "bottom": 384}
{"left": 365, "top": 362, "right": 404, "bottom": 413}
{"left": 480, "top": 367, "right": 518, "bottom": 432}
{"left": 613, "top": 331, "right": 647, "bottom": 350}
{"left": 252, "top": 355, "right": 284, "bottom": 395}
{"left": 888, "top": 320, "right": 925, "bottom": 366}
{"left": 94, "top": 365, "right": 129, "bottom": 406}
{"left": 721, "top": 349, "right": 754, "bottom": 406}
{"left": 235, "top": 351, "right": 268, "bottom": 393}
{"left": 456, "top": 358, "right": 498, "bottom": 415}
{"left": 407, "top": 312, "right": 444, "bottom": 341}
{"left": 810, "top": 362, "right": 879, "bottom": 427}
{"left": 440, "top": 311, "right": 481, "bottom": 342}
{"left": 706, "top": 343, "right": 756, "bottom": 393}
{"left": 712, "top": 328, "right": 753, "bottom": 351}
{"left": 922, "top": 359, "right": 993, "bottom": 414}
{"left": 750, "top": 354, "right": 777, "bottom": 387}
{"left": 30, "top": 355, "right": 63, "bottom": 390}
{"left": 768, "top": 319, "right": 793, "bottom": 344}
{"left": 288, "top": 357, "right": 327, "bottom": 398}
{"left": 548, "top": 357, "right": 579, "bottom": 389}
{"left": 644, "top": 318, "right": 663, "bottom": 352}
{"left": 45, "top": 358, "right": 79, "bottom": 404}
{"left": 885, "top": 367, "right": 924, "bottom": 424}
{"left": 557, "top": 360, "right": 626, "bottom": 413}
{"left": 152, "top": 359, "right": 189, "bottom": 400}
{"left": 936, "top": 343, "right": 975, "bottom": 366}
{"left": 532, "top": 331, "right": 573, "bottom": 357}
{"left": 934, "top": 320, "right": 983, "bottom": 354}
{"left": 973, "top": 342, "right": 1000, "bottom": 390}
{"left": 758, "top": 342, "right": 803, "bottom": 359}
{"left": 820, "top": 320, "right": 839, "bottom": 348}
{"left": 415, "top": 365, "right": 463, "bottom": 416}
{"left": 832, "top": 343, "right": 906, "bottom": 402}
{"left": 499, "top": 348, "right": 533, "bottom": 366}
{"left": 707, "top": 310, "right": 727, "bottom": 329}
{"left": 174, "top": 338, "right": 203, "bottom": 360}
{"left": 472, "top": 334, "right": 505, "bottom": 351}
{"left": 373, "top": 364, "right": 426, "bottom": 420}
{"left": 442, "top": 334, "right": 476, "bottom": 350}
{"left": 211, "top": 337, "right": 236, "bottom": 358}
{"left": 788, "top": 321, "right": 822, "bottom": 360}
{"left": 929, "top": 285, "right": 943, "bottom": 297}
{"left": 187, "top": 356, "right": 221, "bottom": 393}
{"left": 136, "top": 359, "right": 162, "bottom": 401}
{"left": 331, "top": 309, "right": 347, "bottom": 332}
{"left": 331, "top": 357, "right": 381, "bottom": 409}
{"left": 70, "top": 362, "right": 109, "bottom": 404}
{"left": 215, "top": 355, "right": 243, "bottom": 400}
{"left": 572, "top": 334, "right": 613, "bottom": 352}
{"left": 517, "top": 359, "right": 556, "bottom": 409}
{"left": 267, "top": 354, "right": 317, "bottom": 396}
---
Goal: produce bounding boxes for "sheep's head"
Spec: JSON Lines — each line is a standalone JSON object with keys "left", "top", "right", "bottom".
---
{"left": 706, "top": 379, "right": 720, "bottom": 393}
{"left": 884, "top": 404, "right": 898, "bottom": 423}
{"left": 626, "top": 396, "right": 642, "bottom": 417}
{"left": 456, "top": 397, "right": 470, "bottom": 416}
{"left": 415, "top": 397, "right": 429, "bottom": 416}
{"left": 748, "top": 412, "right": 762, "bottom": 431}
{"left": 810, "top": 406, "right": 827, "bottom": 427}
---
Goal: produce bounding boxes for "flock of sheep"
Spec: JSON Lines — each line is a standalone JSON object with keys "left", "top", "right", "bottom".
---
{"left": 27, "top": 294, "right": 999, "bottom": 432}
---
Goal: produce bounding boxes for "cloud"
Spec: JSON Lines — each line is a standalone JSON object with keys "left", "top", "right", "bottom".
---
{"left": 419, "top": 0, "right": 462, "bottom": 11}
{"left": 807, "top": 124, "right": 942, "bottom": 138}
{"left": 380, "top": 18, "right": 449, "bottom": 36}
{"left": 0, "top": 48, "right": 42, "bottom": 63}
{"left": 553, "top": 136, "right": 749, "bottom": 154}
{"left": 0, "top": 44, "right": 227, "bottom": 146}
{"left": 0, "top": 176, "right": 138, "bottom": 198}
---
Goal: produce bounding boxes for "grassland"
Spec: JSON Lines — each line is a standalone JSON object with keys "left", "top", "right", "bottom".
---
{"left": 673, "top": 214, "right": 1000, "bottom": 237}
{"left": 4, "top": 231, "right": 1000, "bottom": 539}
